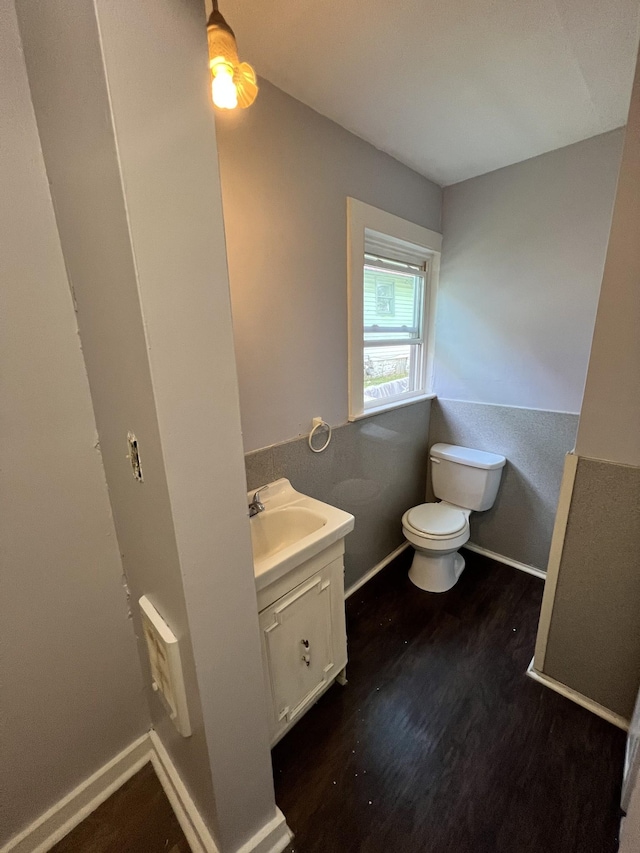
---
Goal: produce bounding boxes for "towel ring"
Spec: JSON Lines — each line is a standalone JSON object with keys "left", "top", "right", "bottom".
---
{"left": 308, "top": 419, "right": 332, "bottom": 453}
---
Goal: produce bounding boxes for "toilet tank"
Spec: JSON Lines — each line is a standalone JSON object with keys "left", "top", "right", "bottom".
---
{"left": 430, "top": 443, "right": 506, "bottom": 511}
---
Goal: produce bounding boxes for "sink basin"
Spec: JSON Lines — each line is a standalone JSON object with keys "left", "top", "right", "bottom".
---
{"left": 248, "top": 479, "right": 355, "bottom": 590}
{"left": 251, "top": 506, "right": 326, "bottom": 562}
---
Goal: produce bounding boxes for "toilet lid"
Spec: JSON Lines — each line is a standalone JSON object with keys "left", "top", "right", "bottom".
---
{"left": 405, "top": 503, "right": 467, "bottom": 537}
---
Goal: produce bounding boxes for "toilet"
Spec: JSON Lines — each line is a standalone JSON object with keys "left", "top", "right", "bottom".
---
{"left": 402, "top": 443, "right": 506, "bottom": 592}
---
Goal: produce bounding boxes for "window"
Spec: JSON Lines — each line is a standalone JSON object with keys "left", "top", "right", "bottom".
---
{"left": 347, "top": 198, "right": 441, "bottom": 420}
{"left": 364, "top": 255, "right": 425, "bottom": 398}
{"left": 374, "top": 279, "right": 395, "bottom": 315}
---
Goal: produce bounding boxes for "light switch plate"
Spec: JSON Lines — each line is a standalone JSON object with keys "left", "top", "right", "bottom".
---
{"left": 139, "top": 595, "right": 191, "bottom": 737}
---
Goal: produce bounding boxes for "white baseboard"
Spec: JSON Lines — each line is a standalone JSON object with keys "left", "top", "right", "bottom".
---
{"left": 4, "top": 731, "right": 292, "bottom": 853}
{"left": 345, "top": 541, "right": 410, "bottom": 598}
{"left": 463, "top": 542, "right": 547, "bottom": 580}
{"left": 344, "top": 541, "right": 545, "bottom": 599}
{"left": 526, "top": 658, "right": 629, "bottom": 731}
{"left": 149, "top": 732, "right": 291, "bottom": 853}
{"left": 1, "top": 733, "right": 153, "bottom": 853}
{"left": 234, "top": 809, "right": 293, "bottom": 853}
{"left": 149, "top": 730, "right": 218, "bottom": 853}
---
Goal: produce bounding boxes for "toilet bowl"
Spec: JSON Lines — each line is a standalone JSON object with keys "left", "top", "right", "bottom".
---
{"left": 402, "top": 502, "right": 471, "bottom": 592}
{"left": 403, "top": 443, "right": 506, "bottom": 593}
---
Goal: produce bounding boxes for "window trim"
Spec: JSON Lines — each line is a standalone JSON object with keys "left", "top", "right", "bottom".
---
{"left": 347, "top": 197, "right": 441, "bottom": 421}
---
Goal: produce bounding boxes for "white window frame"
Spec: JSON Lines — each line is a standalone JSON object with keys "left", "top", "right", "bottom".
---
{"left": 347, "top": 197, "right": 441, "bottom": 421}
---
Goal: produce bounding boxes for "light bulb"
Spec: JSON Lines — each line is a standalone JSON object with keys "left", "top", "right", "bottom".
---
{"left": 211, "top": 64, "right": 238, "bottom": 110}
{"left": 234, "top": 62, "right": 258, "bottom": 108}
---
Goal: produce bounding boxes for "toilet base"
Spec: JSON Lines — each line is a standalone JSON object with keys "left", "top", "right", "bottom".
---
{"left": 408, "top": 549, "right": 465, "bottom": 593}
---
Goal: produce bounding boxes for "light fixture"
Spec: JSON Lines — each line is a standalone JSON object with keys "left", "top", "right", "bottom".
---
{"left": 207, "top": 1, "right": 258, "bottom": 110}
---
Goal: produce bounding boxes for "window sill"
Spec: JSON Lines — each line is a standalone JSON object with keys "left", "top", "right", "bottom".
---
{"left": 348, "top": 393, "right": 436, "bottom": 422}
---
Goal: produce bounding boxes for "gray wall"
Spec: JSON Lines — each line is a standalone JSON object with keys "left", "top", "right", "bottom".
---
{"left": 217, "top": 80, "right": 442, "bottom": 590}
{"left": 537, "top": 53, "right": 640, "bottom": 720}
{"left": 544, "top": 458, "right": 640, "bottom": 717}
{"left": 0, "top": 2, "right": 147, "bottom": 843}
{"left": 437, "top": 129, "right": 624, "bottom": 413}
{"left": 577, "top": 61, "right": 640, "bottom": 467}
{"left": 246, "top": 401, "right": 432, "bottom": 590}
{"left": 432, "top": 132, "right": 624, "bottom": 572}
{"left": 428, "top": 400, "right": 578, "bottom": 570}
{"left": 621, "top": 773, "right": 640, "bottom": 851}
{"left": 216, "top": 79, "right": 442, "bottom": 452}
{"left": 218, "top": 87, "right": 624, "bottom": 584}
{"left": 16, "top": 1, "right": 281, "bottom": 850}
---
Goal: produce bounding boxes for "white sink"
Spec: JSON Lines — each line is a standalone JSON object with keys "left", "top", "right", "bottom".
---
{"left": 248, "top": 479, "right": 355, "bottom": 590}
{"left": 251, "top": 506, "right": 326, "bottom": 562}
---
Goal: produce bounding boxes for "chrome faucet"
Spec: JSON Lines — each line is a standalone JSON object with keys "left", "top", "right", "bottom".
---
{"left": 248, "top": 487, "right": 267, "bottom": 517}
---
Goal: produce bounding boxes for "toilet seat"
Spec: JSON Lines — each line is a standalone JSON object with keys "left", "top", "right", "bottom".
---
{"left": 404, "top": 502, "right": 467, "bottom": 539}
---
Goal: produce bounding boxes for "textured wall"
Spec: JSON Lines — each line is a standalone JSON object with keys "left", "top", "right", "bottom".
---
{"left": 217, "top": 79, "right": 441, "bottom": 452}
{"left": 246, "top": 401, "right": 431, "bottom": 590}
{"left": 428, "top": 400, "right": 578, "bottom": 570}
{"left": 437, "top": 130, "right": 623, "bottom": 413}
{"left": 544, "top": 457, "right": 640, "bottom": 718}
{"left": 1, "top": 3, "right": 147, "bottom": 843}
{"left": 621, "top": 775, "right": 640, "bottom": 852}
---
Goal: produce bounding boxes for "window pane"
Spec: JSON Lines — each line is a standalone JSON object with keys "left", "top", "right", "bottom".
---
{"left": 364, "top": 265, "right": 423, "bottom": 342}
{"left": 363, "top": 343, "right": 422, "bottom": 404}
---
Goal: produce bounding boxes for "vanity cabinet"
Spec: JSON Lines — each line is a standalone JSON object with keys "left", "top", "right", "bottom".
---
{"left": 257, "top": 541, "right": 348, "bottom": 746}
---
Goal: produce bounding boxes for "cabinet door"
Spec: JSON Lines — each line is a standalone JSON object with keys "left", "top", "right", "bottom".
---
{"left": 260, "top": 571, "right": 335, "bottom": 734}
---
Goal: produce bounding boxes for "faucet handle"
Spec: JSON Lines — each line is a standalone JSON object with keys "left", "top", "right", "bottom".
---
{"left": 252, "top": 484, "right": 269, "bottom": 502}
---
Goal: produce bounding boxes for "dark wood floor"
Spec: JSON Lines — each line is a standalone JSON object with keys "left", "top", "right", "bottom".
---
{"left": 273, "top": 549, "right": 626, "bottom": 853}
{"left": 50, "top": 761, "right": 189, "bottom": 853}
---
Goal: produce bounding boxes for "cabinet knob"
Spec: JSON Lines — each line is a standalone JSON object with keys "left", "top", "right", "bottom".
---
{"left": 301, "top": 639, "right": 309, "bottom": 649}
{"left": 301, "top": 653, "right": 311, "bottom": 666}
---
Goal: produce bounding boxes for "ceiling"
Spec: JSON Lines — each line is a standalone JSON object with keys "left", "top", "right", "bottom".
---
{"left": 222, "top": 0, "right": 640, "bottom": 186}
